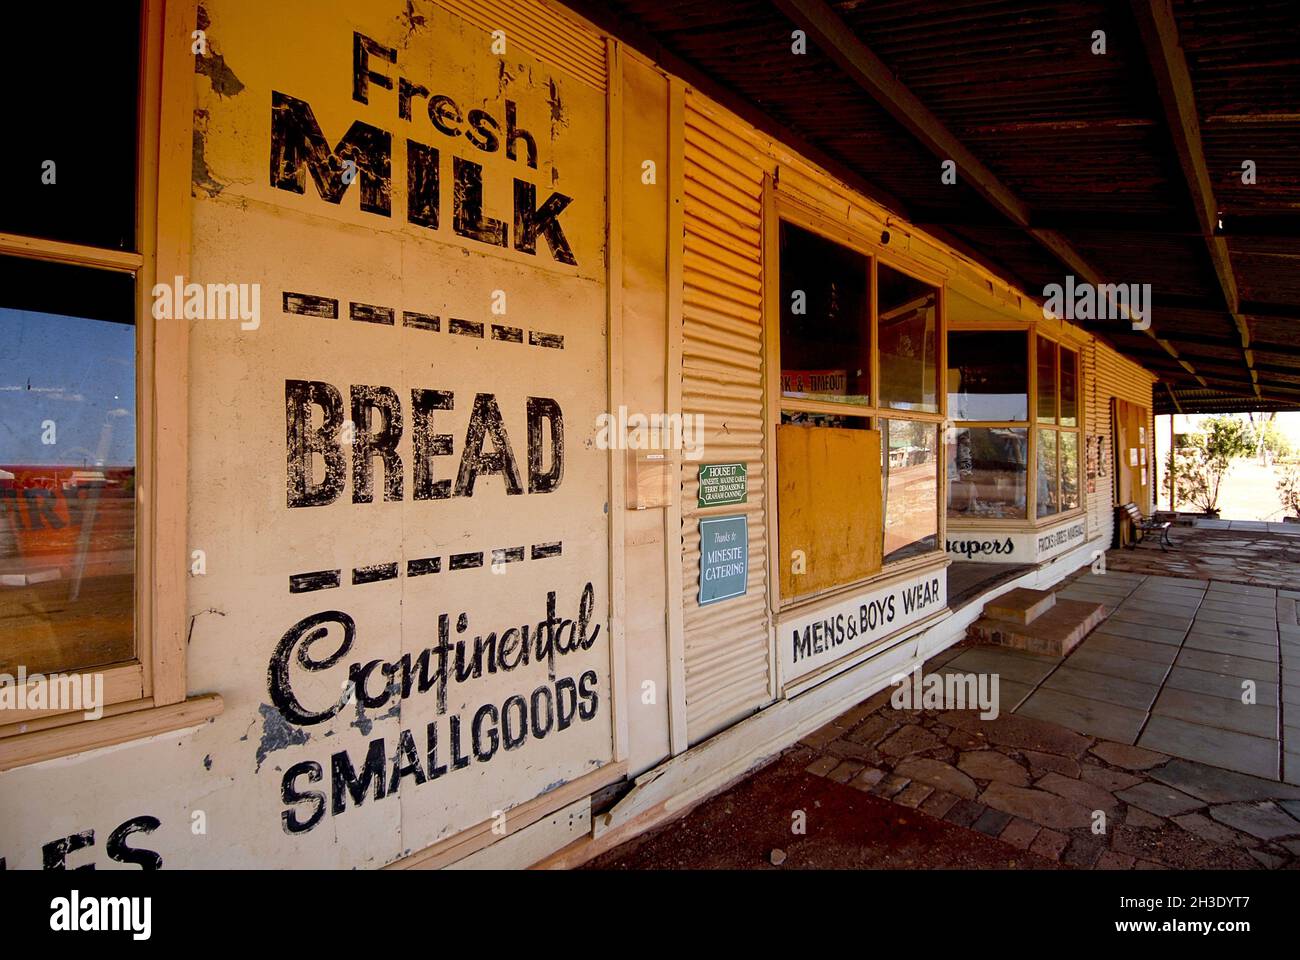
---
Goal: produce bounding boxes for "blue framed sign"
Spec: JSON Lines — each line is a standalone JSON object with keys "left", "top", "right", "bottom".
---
{"left": 698, "top": 514, "right": 748, "bottom": 606}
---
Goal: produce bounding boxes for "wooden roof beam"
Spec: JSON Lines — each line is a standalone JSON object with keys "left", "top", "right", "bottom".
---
{"left": 1130, "top": 0, "right": 1259, "bottom": 399}
{"left": 1163, "top": 381, "right": 1184, "bottom": 415}
{"left": 772, "top": 0, "right": 1207, "bottom": 387}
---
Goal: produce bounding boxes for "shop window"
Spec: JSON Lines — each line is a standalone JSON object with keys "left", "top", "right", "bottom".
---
{"left": 1060, "top": 347, "right": 1078, "bottom": 428}
{"left": 0, "top": 5, "right": 140, "bottom": 250}
{"left": 878, "top": 265, "right": 939, "bottom": 413}
{"left": 0, "top": 3, "right": 216, "bottom": 763}
{"left": 946, "top": 426, "right": 1027, "bottom": 519}
{"left": 1060, "top": 431, "right": 1080, "bottom": 511}
{"left": 1037, "top": 428, "right": 1059, "bottom": 518}
{"left": 1035, "top": 339, "right": 1081, "bottom": 518}
{"left": 775, "top": 218, "right": 944, "bottom": 605}
{"left": 779, "top": 222, "right": 870, "bottom": 405}
{"left": 881, "top": 419, "right": 938, "bottom": 562}
{"left": 1036, "top": 335, "right": 1057, "bottom": 424}
{"left": 0, "top": 259, "right": 137, "bottom": 676}
{"left": 947, "top": 331, "right": 1028, "bottom": 421}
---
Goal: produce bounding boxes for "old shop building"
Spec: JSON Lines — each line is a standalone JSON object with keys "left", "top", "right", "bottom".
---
{"left": 7, "top": 0, "right": 1272, "bottom": 870}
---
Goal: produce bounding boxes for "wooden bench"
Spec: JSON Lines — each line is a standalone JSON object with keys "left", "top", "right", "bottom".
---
{"left": 1120, "top": 502, "right": 1173, "bottom": 551}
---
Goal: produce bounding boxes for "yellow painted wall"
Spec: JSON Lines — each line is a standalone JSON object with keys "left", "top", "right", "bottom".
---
{"left": 0, "top": 0, "right": 618, "bottom": 869}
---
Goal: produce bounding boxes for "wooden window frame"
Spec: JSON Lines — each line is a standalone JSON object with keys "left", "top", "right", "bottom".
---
{"left": 0, "top": 0, "right": 221, "bottom": 771}
{"left": 946, "top": 319, "right": 1087, "bottom": 529}
{"left": 1032, "top": 332, "right": 1084, "bottom": 522}
{"left": 764, "top": 191, "right": 948, "bottom": 614}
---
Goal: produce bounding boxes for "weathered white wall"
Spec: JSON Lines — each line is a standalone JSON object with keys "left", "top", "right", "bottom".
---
{"left": 0, "top": 0, "right": 616, "bottom": 869}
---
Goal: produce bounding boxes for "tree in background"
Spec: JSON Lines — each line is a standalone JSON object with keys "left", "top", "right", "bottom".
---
{"left": 1278, "top": 466, "right": 1300, "bottom": 519}
{"left": 1171, "top": 415, "right": 1255, "bottom": 514}
{"left": 1247, "top": 411, "right": 1292, "bottom": 463}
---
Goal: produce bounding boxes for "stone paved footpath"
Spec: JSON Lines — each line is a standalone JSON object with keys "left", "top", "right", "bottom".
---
{"left": 792, "top": 652, "right": 1300, "bottom": 869}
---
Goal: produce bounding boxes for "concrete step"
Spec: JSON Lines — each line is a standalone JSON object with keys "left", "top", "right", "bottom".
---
{"left": 983, "top": 587, "right": 1055, "bottom": 625}
{"left": 967, "top": 598, "right": 1107, "bottom": 657}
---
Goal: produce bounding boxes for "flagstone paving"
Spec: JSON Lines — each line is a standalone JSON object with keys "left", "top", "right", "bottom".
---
{"left": 773, "top": 567, "right": 1300, "bottom": 869}
{"left": 980, "top": 570, "right": 1300, "bottom": 785}
{"left": 781, "top": 670, "right": 1300, "bottom": 869}
{"left": 1104, "top": 524, "right": 1300, "bottom": 588}
{"left": 592, "top": 559, "right": 1300, "bottom": 871}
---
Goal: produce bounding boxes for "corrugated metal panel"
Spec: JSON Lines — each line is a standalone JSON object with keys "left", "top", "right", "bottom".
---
{"left": 1088, "top": 340, "right": 1157, "bottom": 545}
{"left": 434, "top": 0, "right": 607, "bottom": 90}
{"left": 680, "top": 92, "right": 773, "bottom": 743}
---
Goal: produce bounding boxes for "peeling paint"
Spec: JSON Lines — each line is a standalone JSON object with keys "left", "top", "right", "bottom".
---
{"left": 255, "top": 702, "right": 310, "bottom": 772}
{"left": 546, "top": 78, "right": 568, "bottom": 142}
{"left": 192, "top": 109, "right": 229, "bottom": 198}
{"left": 350, "top": 691, "right": 400, "bottom": 736}
{"left": 194, "top": 6, "right": 246, "bottom": 98}
{"left": 396, "top": 0, "right": 428, "bottom": 46}
{"left": 497, "top": 60, "right": 516, "bottom": 98}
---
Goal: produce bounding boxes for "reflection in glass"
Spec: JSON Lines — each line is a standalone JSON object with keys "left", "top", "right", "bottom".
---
{"left": 0, "top": 290, "right": 136, "bottom": 675}
{"left": 1060, "top": 431, "right": 1080, "bottom": 510}
{"left": 1037, "top": 337, "right": 1057, "bottom": 424}
{"left": 881, "top": 419, "right": 938, "bottom": 563}
{"left": 779, "top": 411, "right": 870, "bottom": 430}
{"left": 1037, "top": 429, "right": 1059, "bottom": 518}
{"left": 946, "top": 426, "right": 1027, "bottom": 519}
{"left": 1060, "top": 347, "right": 1078, "bottom": 427}
{"left": 878, "top": 265, "right": 938, "bottom": 413}
{"left": 779, "top": 222, "right": 871, "bottom": 405}
{"left": 947, "top": 331, "right": 1028, "bottom": 421}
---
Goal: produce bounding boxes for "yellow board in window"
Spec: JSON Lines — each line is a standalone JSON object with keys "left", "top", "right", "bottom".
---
{"left": 777, "top": 424, "right": 883, "bottom": 602}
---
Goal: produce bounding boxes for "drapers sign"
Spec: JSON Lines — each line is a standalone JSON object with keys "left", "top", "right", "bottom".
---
{"left": 946, "top": 518, "right": 1089, "bottom": 564}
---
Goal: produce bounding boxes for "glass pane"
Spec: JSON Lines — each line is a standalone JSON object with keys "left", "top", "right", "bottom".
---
{"left": 0, "top": 258, "right": 136, "bottom": 676}
{"left": 877, "top": 265, "right": 938, "bottom": 413}
{"left": 780, "top": 222, "right": 871, "bottom": 405}
{"left": 1037, "top": 429, "right": 1059, "bottom": 518}
{"left": 946, "top": 426, "right": 1027, "bottom": 519}
{"left": 1060, "top": 347, "right": 1078, "bottom": 428}
{"left": 1060, "top": 431, "right": 1080, "bottom": 511}
{"left": 780, "top": 411, "right": 870, "bottom": 430}
{"left": 1036, "top": 337, "right": 1057, "bottom": 424}
{"left": 947, "top": 331, "right": 1028, "bottom": 421}
{"left": 881, "top": 419, "right": 938, "bottom": 563}
{"left": 0, "top": 3, "right": 141, "bottom": 251}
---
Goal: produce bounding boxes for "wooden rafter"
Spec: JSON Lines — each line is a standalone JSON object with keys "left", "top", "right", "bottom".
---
{"left": 1130, "top": 0, "right": 1259, "bottom": 398}
{"left": 770, "top": 0, "right": 1206, "bottom": 387}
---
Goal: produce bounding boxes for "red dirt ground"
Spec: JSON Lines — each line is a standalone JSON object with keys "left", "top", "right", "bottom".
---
{"left": 585, "top": 752, "right": 1061, "bottom": 870}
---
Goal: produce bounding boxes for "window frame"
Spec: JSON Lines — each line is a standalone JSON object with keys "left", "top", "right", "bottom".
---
{"left": 945, "top": 317, "right": 1086, "bottom": 527}
{"left": 764, "top": 191, "right": 947, "bottom": 614}
{"left": 1034, "top": 334, "right": 1083, "bottom": 519}
{"left": 0, "top": 0, "right": 219, "bottom": 766}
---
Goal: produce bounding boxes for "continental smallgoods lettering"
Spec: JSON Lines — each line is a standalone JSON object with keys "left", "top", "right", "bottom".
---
{"left": 270, "top": 584, "right": 603, "bottom": 833}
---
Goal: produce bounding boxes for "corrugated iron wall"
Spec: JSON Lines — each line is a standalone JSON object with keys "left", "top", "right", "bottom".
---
{"left": 435, "top": 0, "right": 607, "bottom": 90}
{"left": 680, "top": 92, "right": 773, "bottom": 743}
{"left": 1088, "top": 339, "right": 1158, "bottom": 546}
